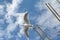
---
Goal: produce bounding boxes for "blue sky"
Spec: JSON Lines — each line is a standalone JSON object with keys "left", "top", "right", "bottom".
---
{"left": 0, "top": 0, "right": 60, "bottom": 40}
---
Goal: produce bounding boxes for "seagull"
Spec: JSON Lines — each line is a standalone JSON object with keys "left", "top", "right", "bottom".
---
{"left": 23, "top": 11, "right": 33, "bottom": 39}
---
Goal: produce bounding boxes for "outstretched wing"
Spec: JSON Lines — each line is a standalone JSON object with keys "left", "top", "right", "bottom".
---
{"left": 24, "top": 13, "right": 29, "bottom": 24}
{"left": 25, "top": 26, "right": 29, "bottom": 37}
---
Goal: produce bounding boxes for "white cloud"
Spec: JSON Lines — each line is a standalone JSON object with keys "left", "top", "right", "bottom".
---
{"left": 6, "top": 0, "right": 23, "bottom": 14}
{"left": 0, "top": 5, "right": 4, "bottom": 9}
{"left": 5, "top": 12, "right": 26, "bottom": 39}
{"left": 5, "top": 12, "right": 25, "bottom": 38}
{"left": 5, "top": 0, "right": 23, "bottom": 24}
{"left": 3, "top": 0, "right": 27, "bottom": 39}
{"left": 0, "top": 19, "right": 5, "bottom": 24}
{"left": 0, "top": 5, "right": 5, "bottom": 15}
{"left": 35, "top": 0, "right": 46, "bottom": 11}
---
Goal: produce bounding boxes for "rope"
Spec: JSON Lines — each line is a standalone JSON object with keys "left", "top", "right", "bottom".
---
{"left": 33, "top": 27, "right": 44, "bottom": 40}
{"left": 45, "top": 3, "right": 60, "bottom": 22}
{"left": 37, "top": 25, "right": 51, "bottom": 40}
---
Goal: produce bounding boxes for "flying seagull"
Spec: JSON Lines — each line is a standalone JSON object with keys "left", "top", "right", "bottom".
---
{"left": 23, "top": 11, "right": 33, "bottom": 39}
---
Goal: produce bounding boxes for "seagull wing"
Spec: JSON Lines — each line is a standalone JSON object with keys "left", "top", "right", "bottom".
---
{"left": 24, "top": 12, "right": 30, "bottom": 38}
{"left": 24, "top": 13, "right": 29, "bottom": 24}
{"left": 25, "top": 26, "right": 29, "bottom": 37}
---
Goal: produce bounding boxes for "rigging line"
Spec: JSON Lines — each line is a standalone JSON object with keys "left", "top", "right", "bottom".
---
{"left": 45, "top": 3, "right": 60, "bottom": 22}
{"left": 48, "top": 3, "right": 60, "bottom": 18}
{"left": 57, "top": 0, "right": 60, "bottom": 4}
{"left": 33, "top": 27, "right": 44, "bottom": 40}
{"left": 37, "top": 25, "right": 51, "bottom": 40}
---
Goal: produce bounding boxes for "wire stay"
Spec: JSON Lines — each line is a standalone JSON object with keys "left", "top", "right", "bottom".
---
{"left": 45, "top": 3, "right": 60, "bottom": 22}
